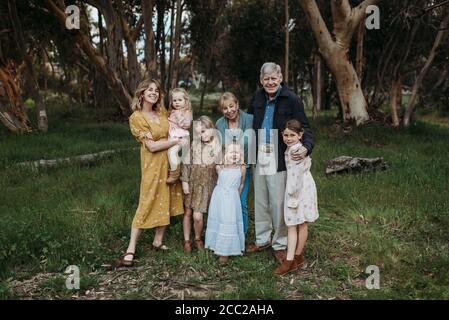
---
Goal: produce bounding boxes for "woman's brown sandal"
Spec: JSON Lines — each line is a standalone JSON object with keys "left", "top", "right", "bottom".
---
{"left": 115, "top": 252, "right": 135, "bottom": 268}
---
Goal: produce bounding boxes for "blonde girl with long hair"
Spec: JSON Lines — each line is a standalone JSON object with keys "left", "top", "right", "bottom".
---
{"left": 180, "top": 115, "right": 221, "bottom": 253}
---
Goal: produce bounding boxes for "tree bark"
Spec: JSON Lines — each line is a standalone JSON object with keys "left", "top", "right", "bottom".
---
{"left": 297, "top": 0, "right": 378, "bottom": 125}
{"left": 167, "top": 2, "right": 176, "bottom": 92}
{"left": 8, "top": 0, "right": 48, "bottom": 132}
{"left": 14, "top": 148, "right": 138, "bottom": 171}
{"left": 199, "top": 64, "right": 210, "bottom": 113}
{"left": 312, "top": 52, "right": 323, "bottom": 120}
{"left": 356, "top": 17, "right": 366, "bottom": 82}
{"left": 142, "top": 0, "right": 157, "bottom": 77}
{"left": 94, "top": 0, "right": 125, "bottom": 82}
{"left": 403, "top": 10, "right": 449, "bottom": 126}
{"left": 170, "top": 0, "right": 183, "bottom": 88}
{"left": 389, "top": 73, "right": 401, "bottom": 127}
{"left": 121, "top": 15, "right": 142, "bottom": 93}
{"left": 0, "top": 64, "right": 32, "bottom": 133}
{"left": 156, "top": 0, "right": 166, "bottom": 88}
{"left": 46, "top": 0, "right": 132, "bottom": 116}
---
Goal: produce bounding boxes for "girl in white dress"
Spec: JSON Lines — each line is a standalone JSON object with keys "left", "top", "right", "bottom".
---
{"left": 274, "top": 119, "right": 319, "bottom": 275}
{"left": 205, "top": 141, "right": 246, "bottom": 264}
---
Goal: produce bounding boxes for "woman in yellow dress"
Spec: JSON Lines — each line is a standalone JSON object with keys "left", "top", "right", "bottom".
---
{"left": 118, "top": 79, "right": 185, "bottom": 267}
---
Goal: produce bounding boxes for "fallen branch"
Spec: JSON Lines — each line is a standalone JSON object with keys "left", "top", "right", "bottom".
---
{"left": 326, "top": 156, "right": 388, "bottom": 175}
{"left": 13, "top": 147, "right": 139, "bottom": 171}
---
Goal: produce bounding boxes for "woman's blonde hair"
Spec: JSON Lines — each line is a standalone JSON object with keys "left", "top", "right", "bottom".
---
{"left": 169, "top": 88, "right": 192, "bottom": 112}
{"left": 131, "top": 78, "right": 165, "bottom": 112}
{"left": 218, "top": 92, "right": 239, "bottom": 111}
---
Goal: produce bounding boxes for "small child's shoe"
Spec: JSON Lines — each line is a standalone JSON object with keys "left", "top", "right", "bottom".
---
{"left": 273, "top": 259, "right": 296, "bottom": 276}
{"left": 167, "top": 167, "right": 181, "bottom": 184}
{"left": 218, "top": 256, "right": 229, "bottom": 264}
{"left": 294, "top": 254, "right": 305, "bottom": 269}
{"left": 183, "top": 240, "right": 192, "bottom": 253}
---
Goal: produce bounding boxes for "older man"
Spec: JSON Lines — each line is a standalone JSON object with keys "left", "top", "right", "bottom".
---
{"left": 246, "top": 62, "right": 314, "bottom": 263}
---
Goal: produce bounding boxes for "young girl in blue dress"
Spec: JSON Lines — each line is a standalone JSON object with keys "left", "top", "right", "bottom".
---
{"left": 205, "top": 141, "right": 246, "bottom": 264}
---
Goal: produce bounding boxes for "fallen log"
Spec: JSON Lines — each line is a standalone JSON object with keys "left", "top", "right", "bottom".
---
{"left": 326, "top": 156, "right": 388, "bottom": 175}
{"left": 13, "top": 148, "right": 139, "bottom": 171}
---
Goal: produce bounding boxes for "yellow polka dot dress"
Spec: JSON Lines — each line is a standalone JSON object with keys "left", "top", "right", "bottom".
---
{"left": 129, "top": 110, "right": 184, "bottom": 229}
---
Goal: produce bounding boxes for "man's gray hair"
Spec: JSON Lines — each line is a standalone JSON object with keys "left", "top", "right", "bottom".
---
{"left": 260, "top": 62, "right": 283, "bottom": 79}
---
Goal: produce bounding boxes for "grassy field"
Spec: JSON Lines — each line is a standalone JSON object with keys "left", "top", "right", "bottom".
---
{"left": 1, "top": 103, "right": 449, "bottom": 300}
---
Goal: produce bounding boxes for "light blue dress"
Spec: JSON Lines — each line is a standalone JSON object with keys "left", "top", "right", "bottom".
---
{"left": 205, "top": 168, "right": 245, "bottom": 256}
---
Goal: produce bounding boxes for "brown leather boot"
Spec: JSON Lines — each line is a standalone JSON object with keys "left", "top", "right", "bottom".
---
{"left": 294, "top": 254, "right": 305, "bottom": 268}
{"left": 183, "top": 240, "right": 192, "bottom": 253}
{"left": 273, "top": 259, "right": 295, "bottom": 276}
{"left": 273, "top": 249, "right": 287, "bottom": 264}
{"left": 167, "top": 167, "right": 181, "bottom": 184}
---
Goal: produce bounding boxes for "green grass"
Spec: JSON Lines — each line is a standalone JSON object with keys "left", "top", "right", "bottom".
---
{"left": 1, "top": 102, "right": 449, "bottom": 299}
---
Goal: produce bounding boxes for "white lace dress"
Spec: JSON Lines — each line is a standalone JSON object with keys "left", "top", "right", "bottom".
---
{"left": 284, "top": 142, "right": 319, "bottom": 226}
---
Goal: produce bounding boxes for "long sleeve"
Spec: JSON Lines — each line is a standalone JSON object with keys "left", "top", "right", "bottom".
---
{"left": 129, "top": 112, "right": 151, "bottom": 144}
{"left": 181, "top": 163, "right": 190, "bottom": 182}
{"left": 179, "top": 110, "right": 192, "bottom": 130}
{"left": 180, "top": 146, "right": 192, "bottom": 182}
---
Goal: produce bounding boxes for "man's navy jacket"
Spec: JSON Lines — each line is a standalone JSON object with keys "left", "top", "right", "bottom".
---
{"left": 247, "top": 83, "right": 314, "bottom": 172}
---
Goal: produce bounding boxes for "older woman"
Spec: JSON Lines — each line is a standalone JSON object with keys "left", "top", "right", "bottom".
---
{"left": 117, "top": 78, "right": 184, "bottom": 267}
{"left": 215, "top": 92, "right": 253, "bottom": 234}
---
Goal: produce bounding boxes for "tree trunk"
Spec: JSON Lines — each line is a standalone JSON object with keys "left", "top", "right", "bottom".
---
{"left": 356, "top": 17, "right": 366, "bottom": 82}
{"left": 167, "top": 2, "right": 175, "bottom": 92}
{"left": 97, "top": 0, "right": 125, "bottom": 83}
{"left": 403, "top": 10, "right": 449, "bottom": 126}
{"left": 121, "top": 15, "right": 142, "bottom": 93}
{"left": 8, "top": 0, "right": 48, "bottom": 132}
{"left": 297, "top": 0, "right": 377, "bottom": 125}
{"left": 284, "top": 0, "right": 289, "bottom": 84}
{"left": 142, "top": 0, "right": 157, "bottom": 77}
{"left": 190, "top": 60, "right": 202, "bottom": 89}
{"left": 0, "top": 65, "right": 32, "bottom": 132}
{"left": 329, "top": 48, "right": 368, "bottom": 124}
{"left": 389, "top": 74, "right": 401, "bottom": 127}
{"left": 170, "top": 0, "right": 183, "bottom": 89}
{"left": 156, "top": 0, "right": 166, "bottom": 88}
{"left": 15, "top": 148, "right": 138, "bottom": 171}
{"left": 313, "top": 52, "right": 323, "bottom": 120}
{"left": 46, "top": 0, "right": 132, "bottom": 116}
{"left": 199, "top": 67, "right": 209, "bottom": 113}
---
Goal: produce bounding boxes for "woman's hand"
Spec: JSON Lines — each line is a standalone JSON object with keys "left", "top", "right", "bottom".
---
{"left": 182, "top": 181, "right": 190, "bottom": 194}
{"left": 291, "top": 145, "right": 308, "bottom": 161}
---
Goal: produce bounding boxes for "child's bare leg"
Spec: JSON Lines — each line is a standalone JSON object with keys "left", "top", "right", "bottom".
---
{"left": 168, "top": 145, "right": 181, "bottom": 171}
{"left": 183, "top": 207, "right": 193, "bottom": 241}
{"left": 193, "top": 211, "right": 204, "bottom": 240}
{"left": 295, "top": 222, "right": 308, "bottom": 256}
{"left": 286, "top": 225, "right": 298, "bottom": 261}
{"left": 124, "top": 228, "right": 142, "bottom": 261}
{"left": 153, "top": 225, "right": 167, "bottom": 246}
